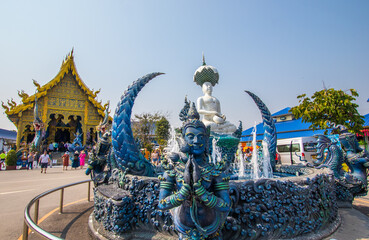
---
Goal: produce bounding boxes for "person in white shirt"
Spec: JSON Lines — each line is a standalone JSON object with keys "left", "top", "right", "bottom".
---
{"left": 39, "top": 150, "right": 50, "bottom": 174}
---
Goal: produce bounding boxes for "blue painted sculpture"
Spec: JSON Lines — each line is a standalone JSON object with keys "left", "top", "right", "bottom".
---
{"left": 89, "top": 67, "right": 340, "bottom": 240}
{"left": 245, "top": 91, "right": 277, "bottom": 170}
{"left": 30, "top": 97, "right": 44, "bottom": 152}
{"left": 158, "top": 103, "right": 231, "bottom": 239}
{"left": 96, "top": 101, "right": 110, "bottom": 139}
{"left": 315, "top": 125, "right": 369, "bottom": 203}
{"left": 86, "top": 105, "right": 112, "bottom": 185}
{"left": 111, "top": 72, "right": 164, "bottom": 177}
{"left": 68, "top": 130, "right": 85, "bottom": 152}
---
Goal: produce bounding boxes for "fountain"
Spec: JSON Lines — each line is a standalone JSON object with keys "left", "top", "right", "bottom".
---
{"left": 86, "top": 59, "right": 369, "bottom": 240}
{"left": 211, "top": 137, "right": 222, "bottom": 165}
{"left": 250, "top": 124, "right": 259, "bottom": 179}
{"left": 166, "top": 126, "right": 180, "bottom": 153}
{"left": 237, "top": 144, "right": 246, "bottom": 178}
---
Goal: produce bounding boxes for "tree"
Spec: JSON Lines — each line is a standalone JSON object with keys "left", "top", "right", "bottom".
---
{"left": 5, "top": 150, "right": 17, "bottom": 166}
{"left": 290, "top": 88, "right": 364, "bottom": 134}
{"left": 155, "top": 117, "right": 170, "bottom": 146}
{"left": 132, "top": 112, "right": 163, "bottom": 152}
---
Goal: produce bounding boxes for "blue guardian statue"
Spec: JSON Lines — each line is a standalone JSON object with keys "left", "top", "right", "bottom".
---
{"left": 158, "top": 103, "right": 231, "bottom": 240}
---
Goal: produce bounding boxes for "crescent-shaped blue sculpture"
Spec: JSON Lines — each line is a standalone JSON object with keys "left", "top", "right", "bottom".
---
{"left": 245, "top": 91, "right": 277, "bottom": 170}
{"left": 112, "top": 72, "right": 164, "bottom": 177}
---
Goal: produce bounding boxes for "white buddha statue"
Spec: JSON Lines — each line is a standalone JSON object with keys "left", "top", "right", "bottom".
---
{"left": 194, "top": 57, "right": 237, "bottom": 134}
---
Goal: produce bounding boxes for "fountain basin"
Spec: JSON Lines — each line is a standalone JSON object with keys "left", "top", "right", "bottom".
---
{"left": 231, "top": 164, "right": 316, "bottom": 180}
{"left": 90, "top": 166, "right": 338, "bottom": 240}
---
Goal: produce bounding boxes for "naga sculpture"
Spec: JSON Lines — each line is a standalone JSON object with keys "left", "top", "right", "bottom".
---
{"left": 158, "top": 103, "right": 231, "bottom": 240}
{"left": 1, "top": 101, "right": 10, "bottom": 112}
{"left": 32, "top": 79, "right": 42, "bottom": 91}
{"left": 111, "top": 72, "right": 164, "bottom": 177}
{"left": 245, "top": 91, "right": 277, "bottom": 170}
{"left": 7, "top": 98, "right": 17, "bottom": 109}
{"left": 86, "top": 105, "right": 112, "bottom": 185}
{"left": 96, "top": 101, "right": 110, "bottom": 139}
{"left": 315, "top": 126, "right": 369, "bottom": 202}
{"left": 86, "top": 132, "right": 112, "bottom": 185}
{"left": 30, "top": 97, "right": 44, "bottom": 152}
{"left": 68, "top": 131, "right": 85, "bottom": 152}
{"left": 18, "top": 90, "right": 29, "bottom": 103}
{"left": 92, "top": 88, "right": 101, "bottom": 98}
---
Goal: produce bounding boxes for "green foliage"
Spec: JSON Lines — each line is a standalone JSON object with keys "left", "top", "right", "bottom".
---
{"left": 175, "top": 127, "right": 182, "bottom": 135}
{"left": 132, "top": 112, "right": 169, "bottom": 151}
{"left": 143, "top": 142, "right": 153, "bottom": 153}
{"left": 358, "top": 140, "right": 366, "bottom": 146}
{"left": 6, "top": 150, "right": 17, "bottom": 166}
{"left": 290, "top": 88, "right": 364, "bottom": 134}
{"left": 155, "top": 117, "right": 170, "bottom": 146}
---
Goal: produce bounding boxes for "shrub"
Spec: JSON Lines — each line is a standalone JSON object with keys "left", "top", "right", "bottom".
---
{"left": 6, "top": 150, "right": 17, "bottom": 166}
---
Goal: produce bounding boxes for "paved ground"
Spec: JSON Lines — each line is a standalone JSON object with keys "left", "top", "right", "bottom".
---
{"left": 25, "top": 201, "right": 94, "bottom": 240}
{"left": 324, "top": 207, "right": 369, "bottom": 240}
{"left": 3, "top": 166, "right": 369, "bottom": 240}
{"left": 0, "top": 165, "right": 90, "bottom": 240}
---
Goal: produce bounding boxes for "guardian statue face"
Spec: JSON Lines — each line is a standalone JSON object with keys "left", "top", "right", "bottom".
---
{"left": 184, "top": 126, "right": 206, "bottom": 156}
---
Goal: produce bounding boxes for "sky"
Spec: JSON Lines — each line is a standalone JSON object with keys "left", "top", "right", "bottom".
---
{"left": 0, "top": 1, "right": 368, "bottom": 132}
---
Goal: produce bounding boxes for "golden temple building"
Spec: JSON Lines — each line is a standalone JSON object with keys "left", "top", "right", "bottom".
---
{"left": 2, "top": 50, "right": 109, "bottom": 149}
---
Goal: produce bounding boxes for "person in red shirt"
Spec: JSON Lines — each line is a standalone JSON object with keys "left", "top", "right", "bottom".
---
{"left": 62, "top": 152, "right": 70, "bottom": 171}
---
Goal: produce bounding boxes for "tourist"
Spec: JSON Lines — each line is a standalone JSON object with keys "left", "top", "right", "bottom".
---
{"left": 53, "top": 142, "right": 58, "bottom": 152}
{"left": 71, "top": 151, "right": 80, "bottom": 169}
{"left": 34, "top": 151, "right": 39, "bottom": 168}
{"left": 48, "top": 151, "right": 53, "bottom": 168}
{"left": 39, "top": 150, "right": 50, "bottom": 174}
{"left": 59, "top": 142, "right": 65, "bottom": 152}
{"left": 27, "top": 151, "right": 35, "bottom": 170}
{"left": 245, "top": 148, "right": 252, "bottom": 162}
{"left": 62, "top": 151, "right": 69, "bottom": 171}
{"left": 144, "top": 148, "right": 150, "bottom": 160}
{"left": 64, "top": 142, "right": 69, "bottom": 151}
{"left": 275, "top": 151, "right": 281, "bottom": 165}
{"left": 151, "top": 150, "right": 160, "bottom": 166}
{"left": 48, "top": 143, "right": 54, "bottom": 152}
{"left": 0, "top": 151, "right": 6, "bottom": 170}
{"left": 79, "top": 150, "right": 86, "bottom": 169}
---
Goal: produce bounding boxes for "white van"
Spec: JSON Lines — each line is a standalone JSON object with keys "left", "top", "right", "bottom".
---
{"left": 276, "top": 137, "right": 317, "bottom": 165}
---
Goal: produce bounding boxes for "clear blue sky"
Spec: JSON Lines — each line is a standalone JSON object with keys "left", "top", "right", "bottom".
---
{"left": 1, "top": 1, "right": 368, "bottom": 131}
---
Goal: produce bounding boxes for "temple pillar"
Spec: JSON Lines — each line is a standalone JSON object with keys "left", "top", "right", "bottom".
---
{"left": 16, "top": 121, "right": 23, "bottom": 149}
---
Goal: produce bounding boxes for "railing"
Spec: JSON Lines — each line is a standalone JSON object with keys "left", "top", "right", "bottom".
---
{"left": 22, "top": 179, "right": 92, "bottom": 240}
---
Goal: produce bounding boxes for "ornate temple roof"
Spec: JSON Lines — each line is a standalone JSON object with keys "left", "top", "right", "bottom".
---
{"left": 4, "top": 50, "right": 108, "bottom": 117}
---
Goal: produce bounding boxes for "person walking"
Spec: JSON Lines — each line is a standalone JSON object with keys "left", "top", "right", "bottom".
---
{"left": 79, "top": 150, "right": 86, "bottom": 169}
{"left": 71, "top": 151, "right": 80, "bottom": 169}
{"left": 39, "top": 150, "right": 50, "bottom": 174}
{"left": 48, "top": 143, "right": 54, "bottom": 152}
{"left": 62, "top": 151, "right": 69, "bottom": 171}
{"left": 34, "top": 151, "right": 40, "bottom": 168}
{"left": 48, "top": 151, "right": 53, "bottom": 168}
{"left": 27, "top": 151, "right": 35, "bottom": 170}
{"left": 151, "top": 150, "right": 160, "bottom": 166}
{"left": 0, "top": 151, "right": 6, "bottom": 170}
